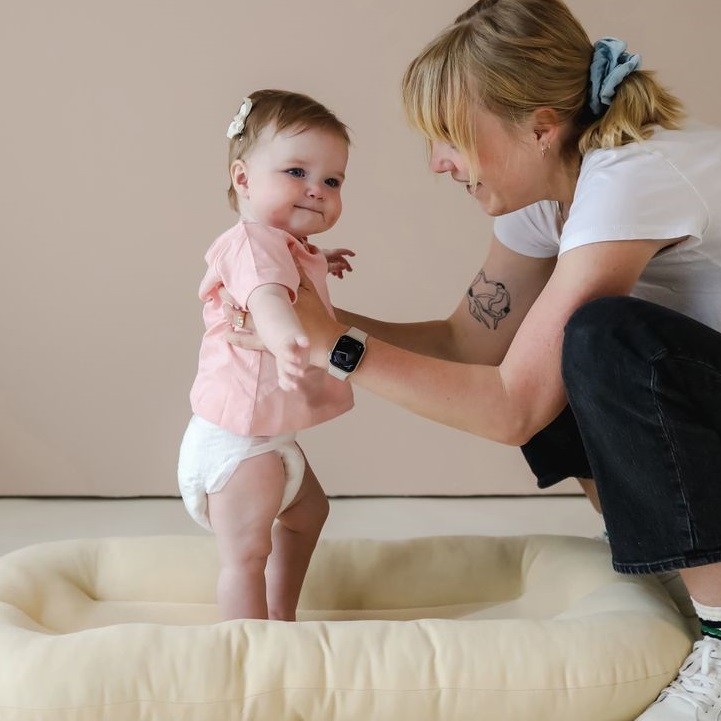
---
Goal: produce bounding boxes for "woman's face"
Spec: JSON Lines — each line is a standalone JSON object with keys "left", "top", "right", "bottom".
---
{"left": 429, "top": 106, "right": 545, "bottom": 217}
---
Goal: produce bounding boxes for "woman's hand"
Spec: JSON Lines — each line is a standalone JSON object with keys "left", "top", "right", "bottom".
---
{"left": 219, "top": 287, "right": 266, "bottom": 350}
{"left": 294, "top": 262, "right": 345, "bottom": 367}
{"left": 220, "top": 267, "right": 344, "bottom": 365}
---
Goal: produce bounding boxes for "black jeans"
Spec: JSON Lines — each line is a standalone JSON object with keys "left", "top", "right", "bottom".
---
{"left": 521, "top": 296, "right": 721, "bottom": 574}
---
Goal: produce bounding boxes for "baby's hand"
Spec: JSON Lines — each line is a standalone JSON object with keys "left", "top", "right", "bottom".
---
{"left": 323, "top": 248, "right": 355, "bottom": 279}
{"left": 276, "top": 335, "right": 310, "bottom": 391}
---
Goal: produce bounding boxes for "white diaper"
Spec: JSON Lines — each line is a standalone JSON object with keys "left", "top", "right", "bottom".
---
{"left": 177, "top": 415, "right": 305, "bottom": 531}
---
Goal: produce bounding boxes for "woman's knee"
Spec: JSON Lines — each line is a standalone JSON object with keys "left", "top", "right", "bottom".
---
{"left": 563, "top": 298, "right": 620, "bottom": 381}
{"left": 561, "top": 296, "right": 653, "bottom": 387}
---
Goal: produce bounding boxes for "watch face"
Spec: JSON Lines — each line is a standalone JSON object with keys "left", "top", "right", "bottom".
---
{"left": 330, "top": 335, "right": 365, "bottom": 372}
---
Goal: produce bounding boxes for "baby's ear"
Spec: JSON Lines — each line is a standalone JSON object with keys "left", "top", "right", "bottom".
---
{"left": 230, "top": 160, "right": 250, "bottom": 197}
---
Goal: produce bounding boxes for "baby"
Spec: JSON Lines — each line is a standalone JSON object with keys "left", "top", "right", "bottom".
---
{"left": 178, "top": 89, "right": 356, "bottom": 620}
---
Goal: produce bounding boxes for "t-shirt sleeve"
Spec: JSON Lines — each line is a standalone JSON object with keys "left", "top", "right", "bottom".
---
{"left": 493, "top": 201, "right": 560, "bottom": 258}
{"left": 494, "top": 144, "right": 709, "bottom": 259}
{"left": 213, "top": 225, "right": 301, "bottom": 309}
{"left": 559, "top": 146, "right": 708, "bottom": 254}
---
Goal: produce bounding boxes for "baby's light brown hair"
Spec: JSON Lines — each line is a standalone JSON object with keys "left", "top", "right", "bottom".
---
{"left": 227, "top": 89, "right": 350, "bottom": 212}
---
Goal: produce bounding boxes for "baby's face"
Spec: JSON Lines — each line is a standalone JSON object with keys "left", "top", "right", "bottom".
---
{"left": 234, "top": 124, "right": 348, "bottom": 239}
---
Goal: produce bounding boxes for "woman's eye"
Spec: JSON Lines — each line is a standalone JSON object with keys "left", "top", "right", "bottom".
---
{"left": 287, "top": 168, "right": 305, "bottom": 178}
{"left": 324, "top": 178, "right": 340, "bottom": 188}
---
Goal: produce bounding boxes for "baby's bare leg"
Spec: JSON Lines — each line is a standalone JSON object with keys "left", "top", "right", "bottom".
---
{"left": 207, "top": 452, "right": 285, "bottom": 620}
{"left": 266, "top": 459, "right": 329, "bottom": 621}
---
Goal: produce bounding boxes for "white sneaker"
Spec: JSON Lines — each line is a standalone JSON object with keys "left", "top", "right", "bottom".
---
{"left": 636, "top": 636, "right": 721, "bottom": 720}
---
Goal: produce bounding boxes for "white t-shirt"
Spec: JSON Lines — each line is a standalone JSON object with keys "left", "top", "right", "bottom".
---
{"left": 494, "top": 121, "right": 721, "bottom": 332}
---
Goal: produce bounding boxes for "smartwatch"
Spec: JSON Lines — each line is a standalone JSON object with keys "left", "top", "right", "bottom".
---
{"left": 328, "top": 327, "right": 368, "bottom": 380}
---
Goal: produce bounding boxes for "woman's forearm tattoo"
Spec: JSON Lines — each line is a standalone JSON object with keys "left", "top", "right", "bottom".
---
{"left": 467, "top": 270, "right": 511, "bottom": 329}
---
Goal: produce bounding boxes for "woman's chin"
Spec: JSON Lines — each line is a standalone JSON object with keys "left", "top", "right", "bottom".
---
{"left": 467, "top": 188, "right": 508, "bottom": 216}
{"left": 466, "top": 187, "right": 491, "bottom": 212}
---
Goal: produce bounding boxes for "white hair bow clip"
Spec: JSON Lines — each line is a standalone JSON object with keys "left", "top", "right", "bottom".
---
{"left": 226, "top": 97, "right": 253, "bottom": 139}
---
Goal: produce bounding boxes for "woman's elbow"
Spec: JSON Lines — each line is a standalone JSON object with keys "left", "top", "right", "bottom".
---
{"left": 466, "top": 412, "right": 534, "bottom": 447}
{"left": 496, "top": 420, "right": 535, "bottom": 447}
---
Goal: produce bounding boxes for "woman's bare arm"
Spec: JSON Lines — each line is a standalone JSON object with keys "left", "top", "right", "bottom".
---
{"left": 332, "top": 309, "right": 459, "bottom": 360}
{"left": 334, "top": 239, "right": 556, "bottom": 364}
{"left": 299, "top": 237, "right": 674, "bottom": 445}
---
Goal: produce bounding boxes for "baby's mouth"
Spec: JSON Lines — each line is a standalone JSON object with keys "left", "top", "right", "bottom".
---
{"left": 295, "top": 205, "right": 323, "bottom": 215}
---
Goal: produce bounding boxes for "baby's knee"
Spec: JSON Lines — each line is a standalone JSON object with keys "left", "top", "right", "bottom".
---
{"left": 220, "top": 528, "right": 273, "bottom": 568}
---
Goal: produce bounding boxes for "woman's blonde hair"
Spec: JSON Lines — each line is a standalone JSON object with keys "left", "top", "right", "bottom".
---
{"left": 401, "top": 0, "right": 685, "bottom": 183}
{"left": 226, "top": 89, "right": 350, "bottom": 211}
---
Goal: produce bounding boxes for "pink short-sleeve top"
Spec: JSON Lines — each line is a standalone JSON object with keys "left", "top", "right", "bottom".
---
{"left": 189, "top": 221, "right": 353, "bottom": 436}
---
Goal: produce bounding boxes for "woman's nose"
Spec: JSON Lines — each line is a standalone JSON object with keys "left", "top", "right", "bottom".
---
{"left": 429, "top": 142, "right": 454, "bottom": 174}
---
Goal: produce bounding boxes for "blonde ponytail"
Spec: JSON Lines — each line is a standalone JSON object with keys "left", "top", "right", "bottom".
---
{"left": 579, "top": 70, "right": 685, "bottom": 153}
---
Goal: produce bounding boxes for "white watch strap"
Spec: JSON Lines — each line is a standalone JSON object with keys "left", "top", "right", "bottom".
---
{"left": 328, "top": 364, "right": 350, "bottom": 380}
{"left": 343, "top": 327, "right": 368, "bottom": 344}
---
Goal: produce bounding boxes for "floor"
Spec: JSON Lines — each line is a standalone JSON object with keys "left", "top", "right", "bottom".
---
{"left": 0, "top": 495, "right": 603, "bottom": 557}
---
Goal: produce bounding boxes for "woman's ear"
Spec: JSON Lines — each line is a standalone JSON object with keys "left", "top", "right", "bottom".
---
{"left": 230, "top": 160, "right": 250, "bottom": 198}
{"left": 531, "top": 107, "right": 562, "bottom": 149}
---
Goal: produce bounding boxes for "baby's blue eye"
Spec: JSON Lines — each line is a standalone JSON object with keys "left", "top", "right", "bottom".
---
{"left": 325, "top": 178, "right": 340, "bottom": 188}
{"left": 287, "top": 168, "right": 305, "bottom": 177}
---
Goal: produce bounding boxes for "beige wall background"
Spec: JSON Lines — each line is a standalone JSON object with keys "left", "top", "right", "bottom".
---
{"left": 1, "top": 1, "right": 719, "bottom": 497}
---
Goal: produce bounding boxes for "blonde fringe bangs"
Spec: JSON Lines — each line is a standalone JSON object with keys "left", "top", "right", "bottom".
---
{"left": 401, "top": 3, "right": 687, "bottom": 175}
{"left": 402, "top": 28, "right": 478, "bottom": 177}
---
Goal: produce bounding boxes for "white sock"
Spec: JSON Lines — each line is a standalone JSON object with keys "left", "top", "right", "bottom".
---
{"left": 692, "top": 598, "right": 721, "bottom": 623}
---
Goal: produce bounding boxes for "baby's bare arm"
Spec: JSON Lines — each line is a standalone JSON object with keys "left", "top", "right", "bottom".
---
{"left": 246, "top": 284, "right": 309, "bottom": 391}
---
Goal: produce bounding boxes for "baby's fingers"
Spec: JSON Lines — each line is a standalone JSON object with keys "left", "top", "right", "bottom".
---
{"left": 277, "top": 337, "right": 310, "bottom": 390}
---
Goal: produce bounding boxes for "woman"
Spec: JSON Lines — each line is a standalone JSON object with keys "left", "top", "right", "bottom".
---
{"left": 235, "top": 1, "right": 721, "bottom": 717}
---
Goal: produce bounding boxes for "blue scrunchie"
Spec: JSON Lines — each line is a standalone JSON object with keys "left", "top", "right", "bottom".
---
{"left": 588, "top": 37, "right": 642, "bottom": 118}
